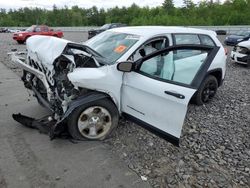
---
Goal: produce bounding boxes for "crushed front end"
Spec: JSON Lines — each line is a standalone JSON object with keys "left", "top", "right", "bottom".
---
{"left": 9, "top": 35, "right": 104, "bottom": 139}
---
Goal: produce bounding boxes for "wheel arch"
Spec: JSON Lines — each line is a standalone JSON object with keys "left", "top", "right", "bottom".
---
{"left": 60, "top": 91, "right": 118, "bottom": 123}
{"left": 207, "top": 68, "right": 223, "bottom": 86}
{"left": 50, "top": 91, "right": 119, "bottom": 140}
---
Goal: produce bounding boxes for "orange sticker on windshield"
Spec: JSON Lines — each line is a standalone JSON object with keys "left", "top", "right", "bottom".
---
{"left": 114, "top": 45, "right": 127, "bottom": 53}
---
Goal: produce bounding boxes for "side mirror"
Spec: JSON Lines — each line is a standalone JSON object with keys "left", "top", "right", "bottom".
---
{"left": 117, "top": 62, "right": 133, "bottom": 72}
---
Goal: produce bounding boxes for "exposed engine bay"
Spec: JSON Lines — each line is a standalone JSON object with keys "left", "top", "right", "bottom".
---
{"left": 10, "top": 36, "right": 107, "bottom": 138}
{"left": 24, "top": 49, "right": 99, "bottom": 116}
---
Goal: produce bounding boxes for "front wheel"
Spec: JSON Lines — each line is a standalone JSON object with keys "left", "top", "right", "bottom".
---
{"left": 191, "top": 75, "right": 218, "bottom": 105}
{"left": 68, "top": 98, "right": 119, "bottom": 140}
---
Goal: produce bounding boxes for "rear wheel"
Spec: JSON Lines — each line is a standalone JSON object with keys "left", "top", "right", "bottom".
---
{"left": 192, "top": 75, "right": 218, "bottom": 105}
{"left": 68, "top": 98, "right": 119, "bottom": 140}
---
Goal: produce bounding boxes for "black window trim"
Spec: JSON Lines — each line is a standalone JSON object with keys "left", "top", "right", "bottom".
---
{"left": 172, "top": 33, "right": 217, "bottom": 47}
{"left": 133, "top": 44, "right": 220, "bottom": 89}
{"left": 198, "top": 34, "right": 216, "bottom": 46}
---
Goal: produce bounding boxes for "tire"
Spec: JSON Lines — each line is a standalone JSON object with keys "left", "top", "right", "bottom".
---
{"left": 17, "top": 40, "right": 24, "bottom": 44}
{"left": 68, "top": 98, "right": 119, "bottom": 141}
{"left": 191, "top": 75, "right": 218, "bottom": 105}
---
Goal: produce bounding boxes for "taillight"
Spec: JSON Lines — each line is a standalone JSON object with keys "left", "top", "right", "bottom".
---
{"left": 224, "top": 47, "right": 228, "bottom": 55}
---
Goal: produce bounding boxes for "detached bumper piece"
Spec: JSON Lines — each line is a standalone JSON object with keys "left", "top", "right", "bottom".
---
{"left": 12, "top": 113, "right": 70, "bottom": 139}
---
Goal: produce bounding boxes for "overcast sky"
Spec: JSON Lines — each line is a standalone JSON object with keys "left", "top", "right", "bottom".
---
{"left": 0, "top": 0, "right": 202, "bottom": 10}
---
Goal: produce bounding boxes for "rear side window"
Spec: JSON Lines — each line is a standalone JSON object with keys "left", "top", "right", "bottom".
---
{"left": 199, "top": 35, "right": 215, "bottom": 46}
{"left": 174, "top": 34, "right": 215, "bottom": 47}
{"left": 174, "top": 34, "right": 200, "bottom": 45}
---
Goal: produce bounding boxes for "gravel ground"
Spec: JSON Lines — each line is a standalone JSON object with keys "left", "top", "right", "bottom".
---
{"left": 0, "top": 32, "right": 249, "bottom": 188}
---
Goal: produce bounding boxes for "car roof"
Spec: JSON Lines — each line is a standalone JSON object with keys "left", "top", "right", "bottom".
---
{"left": 110, "top": 26, "right": 216, "bottom": 37}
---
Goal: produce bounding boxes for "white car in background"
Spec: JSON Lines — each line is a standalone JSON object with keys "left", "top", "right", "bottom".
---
{"left": 10, "top": 26, "right": 227, "bottom": 145}
{"left": 231, "top": 40, "right": 250, "bottom": 66}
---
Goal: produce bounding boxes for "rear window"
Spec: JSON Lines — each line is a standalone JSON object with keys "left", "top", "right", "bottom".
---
{"left": 173, "top": 34, "right": 215, "bottom": 46}
{"left": 174, "top": 34, "right": 200, "bottom": 45}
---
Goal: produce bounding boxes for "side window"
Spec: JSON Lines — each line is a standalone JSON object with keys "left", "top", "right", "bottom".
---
{"left": 199, "top": 35, "right": 215, "bottom": 46}
{"left": 129, "top": 38, "right": 169, "bottom": 61}
{"left": 139, "top": 49, "right": 209, "bottom": 85}
{"left": 173, "top": 34, "right": 202, "bottom": 60}
{"left": 34, "top": 27, "right": 41, "bottom": 32}
{"left": 174, "top": 34, "right": 200, "bottom": 45}
{"left": 110, "top": 24, "right": 117, "bottom": 28}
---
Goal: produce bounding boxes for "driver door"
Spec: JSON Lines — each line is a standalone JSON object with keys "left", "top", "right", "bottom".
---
{"left": 121, "top": 45, "right": 219, "bottom": 145}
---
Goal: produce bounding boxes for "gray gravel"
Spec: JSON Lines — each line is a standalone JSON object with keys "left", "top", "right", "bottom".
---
{"left": 1, "top": 32, "right": 249, "bottom": 187}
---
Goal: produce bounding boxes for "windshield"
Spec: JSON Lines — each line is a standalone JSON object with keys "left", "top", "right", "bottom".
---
{"left": 85, "top": 31, "right": 140, "bottom": 64}
{"left": 100, "top": 24, "right": 111, "bottom": 30}
{"left": 26, "top": 26, "right": 35, "bottom": 32}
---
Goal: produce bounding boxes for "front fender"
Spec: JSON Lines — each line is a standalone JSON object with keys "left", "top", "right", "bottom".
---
{"left": 62, "top": 92, "right": 110, "bottom": 121}
{"left": 49, "top": 92, "right": 111, "bottom": 139}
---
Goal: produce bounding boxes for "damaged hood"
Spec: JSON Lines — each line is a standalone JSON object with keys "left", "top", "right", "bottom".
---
{"left": 26, "top": 35, "right": 70, "bottom": 65}
{"left": 238, "top": 40, "right": 250, "bottom": 49}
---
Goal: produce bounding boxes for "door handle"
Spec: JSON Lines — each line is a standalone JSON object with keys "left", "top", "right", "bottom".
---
{"left": 164, "top": 91, "right": 185, "bottom": 99}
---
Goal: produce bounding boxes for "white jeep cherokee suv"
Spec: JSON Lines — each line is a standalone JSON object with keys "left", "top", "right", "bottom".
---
{"left": 10, "top": 26, "right": 227, "bottom": 145}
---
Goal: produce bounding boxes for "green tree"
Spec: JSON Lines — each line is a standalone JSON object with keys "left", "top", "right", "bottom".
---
{"left": 163, "top": 0, "right": 175, "bottom": 11}
{"left": 183, "top": 0, "right": 195, "bottom": 8}
{"left": 0, "top": 2, "right": 250, "bottom": 27}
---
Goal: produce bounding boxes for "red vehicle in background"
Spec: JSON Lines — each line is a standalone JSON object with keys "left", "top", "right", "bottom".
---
{"left": 13, "top": 25, "right": 64, "bottom": 44}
